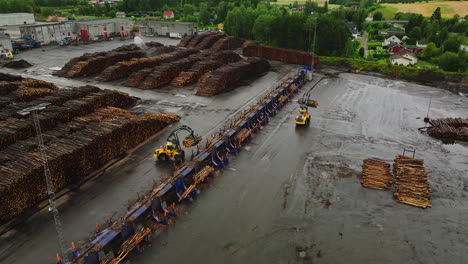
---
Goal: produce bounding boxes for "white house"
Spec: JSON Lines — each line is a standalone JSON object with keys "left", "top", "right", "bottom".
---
{"left": 389, "top": 53, "right": 418, "bottom": 66}
{"left": 383, "top": 35, "right": 402, "bottom": 46}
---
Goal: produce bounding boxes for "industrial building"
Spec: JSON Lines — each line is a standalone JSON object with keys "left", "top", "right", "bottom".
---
{"left": 136, "top": 21, "right": 198, "bottom": 38}
{"left": 19, "top": 22, "right": 76, "bottom": 45}
{"left": 0, "top": 29, "right": 13, "bottom": 56}
{"left": 18, "top": 19, "right": 133, "bottom": 45}
{"left": 0, "top": 13, "right": 35, "bottom": 26}
{"left": 75, "top": 19, "right": 132, "bottom": 41}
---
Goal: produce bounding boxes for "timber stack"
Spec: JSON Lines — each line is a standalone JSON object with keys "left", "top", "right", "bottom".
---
{"left": 171, "top": 60, "right": 223, "bottom": 87}
{"left": 0, "top": 73, "right": 181, "bottom": 221}
{"left": 186, "top": 33, "right": 213, "bottom": 48}
{"left": 178, "top": 35, "right": 195, "bottom": 47}
{"left": 361, "top": 159, "right": 393, "bottom": 190}
{"left": 139, "top": 57, "right": 200, "bottom": 89}
{"left": 427, "top": 118, "right": 468, "bottom": 141}
{"left": 195, "top": 33, "right": 226, "bottom": 50}
{"left": 196, "top": 57, "right": 270, "bottom": 96}
{"left": 393, "top": 155, "right": 432, "bottom": 208}
{"left": 243, "top": 41, "right": 319, "bottom": 65}
{"left": 211, "top": 36, "right": 245, "bottom": 51}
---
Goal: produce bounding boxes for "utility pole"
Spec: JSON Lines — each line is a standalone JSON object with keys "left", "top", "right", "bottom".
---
{"left": 18, "top": 103, "right": 69, "bottom": 264}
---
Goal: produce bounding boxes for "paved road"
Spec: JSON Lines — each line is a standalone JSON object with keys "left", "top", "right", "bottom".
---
{"left": 1, "top": 39, "right": 467, "bottom": 264}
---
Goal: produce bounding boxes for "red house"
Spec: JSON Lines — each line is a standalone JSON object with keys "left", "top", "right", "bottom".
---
{"left": 388, "top": 43, "right": 424, "bottom": 54}
{"left": 163, "top": 11, "right": 174, "bottom": 19}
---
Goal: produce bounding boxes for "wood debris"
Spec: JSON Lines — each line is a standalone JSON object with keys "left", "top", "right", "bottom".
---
{"left": 361, "top": 159, "right": 392, "bottom": 190}
{"left": 427, "top": 118, "right": 468, "bottom": 141}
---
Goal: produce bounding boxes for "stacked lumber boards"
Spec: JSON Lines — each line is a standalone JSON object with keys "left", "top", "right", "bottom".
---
{"left": 194, "top": 33, "right": 226, "bottom": 50}
{"left": 178, "top": 35, "right": 195, "bottom": 47}
{"left": 243, "top": 42, "right": 320, "bottom": 65}
{"left": 211, "top": 36, "right": 245, "bottom": 51}
{"left": 427, "top": 118, "right": 468, "bottom": 141}
{"left": 171, "top": 60, "right": 223, "bottom": 87}
{"left": 0, "top": 88, "right": 137, "bottom": 150}
{"left": 0, "top": 107, "right": 180, "bottom": 221}
{"left": 361, "top": 159, "right": 393, "bottom": 190}
{"left": 138, "top": 57, "right": 200, "bottom": 89}
{"left": 56, "top": 50, "right": 146, "bottom": 78}
{"left": 393, "top": 155, "right": 431, "bottom": 208}
{"left": 99, "top": 48, "right": 197, "bottom": 81}
{"left": 196, "top": 57, "right": 270, "bottom": 96}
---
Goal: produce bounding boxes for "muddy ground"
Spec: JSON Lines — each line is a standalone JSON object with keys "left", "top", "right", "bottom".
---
{"left": 0, "top": 38, "right": 467, "bottom": 264}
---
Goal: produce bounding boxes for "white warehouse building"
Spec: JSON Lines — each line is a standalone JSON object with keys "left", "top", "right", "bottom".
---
{"left": 0, "top": 13, "right": 35, "bottom": 26}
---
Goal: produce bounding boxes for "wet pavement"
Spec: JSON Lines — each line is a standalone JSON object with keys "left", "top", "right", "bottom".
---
{"left": 0, "top": 38, "right": 467, "bottom": 264}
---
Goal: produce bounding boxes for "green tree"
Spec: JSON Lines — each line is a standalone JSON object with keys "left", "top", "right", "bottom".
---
{"left": 352, "top": 9, "right": 368, "bottom": 31}
{"left": 217, "top": 1, "right": 228, "bottom": 21}
{"left": 183, "top": 4, "right": 195, "bottom": 15}
{"left": 199, "top": 3, "right": 210, "bottom": 25}
{"left": 442, "top": 36, "right": 461, "bottom": 53}
{"left": 409, "top": 26, "right": 421, "bottom": 40}
{"left": 293, "top": 1, "right": 299, "bottom": 9}
{"left": 438, "top": 52, "right": 461, "bottom": 72}
{"left": 323, "top": 1, "right": 328, "bottom": 13}
{"left": 304, "top": 0, "right": 317, "bottom": 15}
{"left": 437, "top": 28, "right": 449, "bottom": 46}
{"left": 424, "top": 42, "right": 439, "bottom": 58}
{"left": 372, "top": 11, "right": 383, "bottom": 21}
{"left": 430, "top": 7, "right": 441, "bottom": 21}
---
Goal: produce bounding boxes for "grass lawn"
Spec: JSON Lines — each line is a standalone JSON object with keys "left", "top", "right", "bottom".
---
{"left": 367, "top": 42, "right": 383, "bottom": 47}
{"left": 371, "top": 6, "right": 399, "bottom": 19}
{"left": 381, "top": 1, "right": 468, "bottom": 18}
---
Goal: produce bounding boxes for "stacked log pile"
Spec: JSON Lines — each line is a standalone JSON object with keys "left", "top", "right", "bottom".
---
{"left": 427, "top": 118, "right": 468, "bottom": 141}
{"left": 0, "top": 72, "right": 23, "bottom": 82}
{"left": 196, "top": 57, "right": 270, "bottom": 96}
{"left": 0, "top": 88, "right": 137, "bottom": 150}
{"left": 186, "top": 33, "right": 213, "bottom": 48}
{"left": 145, "top": 41, "right": 164, "bottom": 48}
{"left": 243, "top": 42, "right": 319, "bottom": 65}
{"left": 0, "top": 78, "right": 58, "bottom": 108}
{"left": 361, "top": 159, "right": 393, "bottom": 190}
{"left": 393, "top": 155, "right": 431, "bottom": 208}
{"left": 206, "top": 50, "right": 242, "bottom": 64}
{"left": 194, "top": 34, "right": 226, "bottom": 50}
{"left": 139, "top": 57, "right": 200, "bottom": 89}
{"left": 57, "top": 50, "right": 146, "bottom": 78}
{"left": 99, "top": 48, "right": 197, "bottom": 81}
{"left": 0, "top": 107, "right": 180, "bottom": 221}
{"left": 178, "top": 35, "right": 195, "bottom": 47}
{"left": 170, "top": 60, "right": 223, "bottom": 87}
{"left": 211, "top": 36, "right": 245, "bottom": 51}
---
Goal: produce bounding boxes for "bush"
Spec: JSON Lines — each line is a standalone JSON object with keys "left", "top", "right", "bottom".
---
{"left": 438, "top": 52, "right": 462, "bottom": 72}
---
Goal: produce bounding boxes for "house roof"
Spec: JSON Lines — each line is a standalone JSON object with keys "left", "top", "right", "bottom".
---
{"left": 163, "top": 11, "right": 174, "bottom": 16}
{"left": 387, "top": 42, "right": 402, "bottom": 48}
{"left": 389, "top": 54, "right": 411, "bottom": 61}
{"left": 395, "top": 49, "right": 411, "bottom": 55}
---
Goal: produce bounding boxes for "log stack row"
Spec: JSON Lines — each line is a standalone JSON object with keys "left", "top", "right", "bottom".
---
{"left": 427, "top": 118, "right": 468, "bottom": 141}
{"left": 243, "top": 42, "right": 319, "bottom": 65}
{"left": 56, "top": 50, "right": 146, "bottom": 78}
{"left": 171, "top": 60, "right": 223, "bottom": 87}
{"left": 361, "top": 159, "right": 393, "bottom": 190}
{"left": 393, "top": 155, "right": 431, "bottom": 208}
{"left": 196, "top": 57, "right": 270, "bottom": 96}
{"left": 139, "top": 57, "right": 200, "bottom": 89}
{"left": 194, "top": 33, "right": 226, "bottom": 50}
{"left": 186, "top": 33, "right": 213, "bottom": 48}
{"left": 0, "top": 107, "right": 180, "bottom": 221}
{"left": 0, "top": 78, "right": 58, "bottom": 109}
{"left": 178, "top": 35, "right": 195, "bottom": 47}
{"left": 99, "top": 48, "right": 197, "bottom": 81}
{"left": 0, "top": 88, "right": 137, "bottom": 150}
{"left": 211, "top": 36, "right": 245, "bottom": 51}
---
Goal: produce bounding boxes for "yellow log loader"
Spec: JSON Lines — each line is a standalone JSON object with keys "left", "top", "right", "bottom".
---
{"left": 154, "top": 125, "right": 201, "bottom": 163}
